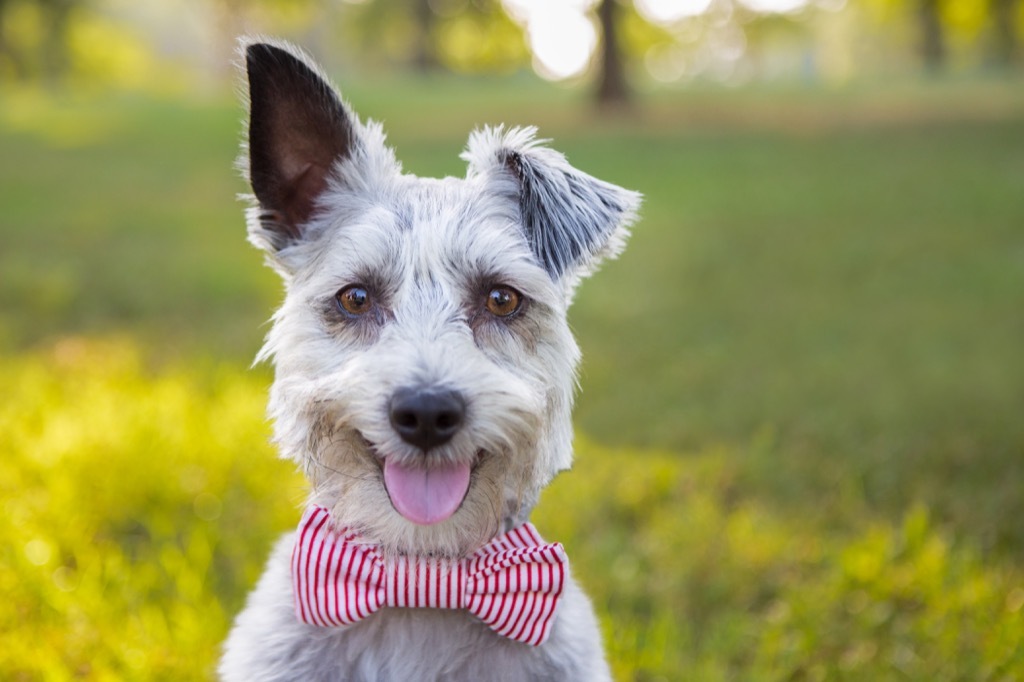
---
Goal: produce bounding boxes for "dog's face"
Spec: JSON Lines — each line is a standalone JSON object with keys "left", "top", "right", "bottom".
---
{"left": 242, "top": 41, "right": 640, "bottom": 557}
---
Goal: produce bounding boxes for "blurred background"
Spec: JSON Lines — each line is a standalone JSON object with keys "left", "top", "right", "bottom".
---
{"left": 1, "top": 0, "right": 1022, "bottom": 679}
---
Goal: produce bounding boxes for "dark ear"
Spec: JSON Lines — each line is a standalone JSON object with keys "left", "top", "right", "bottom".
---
{"left": 463, "top": 127, "right": 641, "bottom": 284}
{"left": 244, "top": 40, "right": 355, "bottom": 251}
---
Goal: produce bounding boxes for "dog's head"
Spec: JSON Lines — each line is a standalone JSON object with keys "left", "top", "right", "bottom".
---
{"left": 240, "top": 40, "right": 640, "bottom": 557}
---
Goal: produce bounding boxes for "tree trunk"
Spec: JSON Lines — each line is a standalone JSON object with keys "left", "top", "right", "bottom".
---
{"left": 919, "top": 0, "right": 946, "bottom": 73}
{"left": 412, "top": 0, "right": 438, "bottom": 72}
{"left": 595, "top": 0, "right": 630, "bottom": 108}
{"left": 0, "top": 0, "right": 31, "bottom": 80}
{"left": 991, "top": 0, "right": 1019, "bottom": 68}
{"left": 41, "top": 0, "right": 75, "bottom": 83}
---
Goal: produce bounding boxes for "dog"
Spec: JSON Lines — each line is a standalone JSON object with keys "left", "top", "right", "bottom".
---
{"left": 219, "top": 39, "right": 641, "bottom": 681}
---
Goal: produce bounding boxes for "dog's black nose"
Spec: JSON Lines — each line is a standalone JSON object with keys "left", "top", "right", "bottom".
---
{"left": 389, "top": 388, "right": 466, "bottom": 451}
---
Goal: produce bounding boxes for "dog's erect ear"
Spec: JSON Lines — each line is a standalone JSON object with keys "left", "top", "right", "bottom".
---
{"left": 463, "top": 126, "right": 641, "bottom": 287}
{"left": 243, "top": 40, "right": 359, "bottom": 253}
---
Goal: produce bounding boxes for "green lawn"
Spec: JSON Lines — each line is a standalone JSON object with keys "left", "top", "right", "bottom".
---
{"left": 2, "top": 77, "right": 1023, "bottom": 679}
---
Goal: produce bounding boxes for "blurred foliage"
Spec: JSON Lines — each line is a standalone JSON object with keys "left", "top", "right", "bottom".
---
{"left": 1, "top": 340, "right": 1022, "bottom": 679}
{"left": 432, "top": 1, "right": 530, "bottom": 73}
{"left": 65, "top": 11, "right": 165, "bottom": 89}
{"left": 342, "top": 0, "right": 529, "bottom": 73}
{"left": 0, "top": 0, "right": 1021, "bottom": 94}
{"left": 0, "top": 0, "right": 190, "bottom": 89}
{"left": 858, "top": 0, "right": 994, "bottom": 71}
{"left": 0, "top": 339, "right": 301, "bottom": 679}
{"left": 542, "top": 443, "right": 1024, "bottom": 680}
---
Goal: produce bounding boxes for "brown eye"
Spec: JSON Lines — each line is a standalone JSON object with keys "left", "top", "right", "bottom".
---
{"left": 485, "top": 286, "right": 522, "bottom": 317}
{"left": 335, "top": 285, "right": 372, "bottom": 316}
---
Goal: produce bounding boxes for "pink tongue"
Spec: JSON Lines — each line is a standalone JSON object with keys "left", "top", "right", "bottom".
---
{"left": 383, "top": 459, "right": 471, "bottom": 525}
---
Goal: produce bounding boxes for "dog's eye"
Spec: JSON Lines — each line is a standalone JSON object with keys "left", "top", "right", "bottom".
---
{"left": 485, "top": 286, "right": 522, "bottom": 318}
{"left": 336, "top": 285, "right": 372, "bottom": 316}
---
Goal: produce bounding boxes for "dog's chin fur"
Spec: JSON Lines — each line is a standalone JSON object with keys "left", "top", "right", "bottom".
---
{"left": 221, "top": 37, "right": 640, "bottom": 681}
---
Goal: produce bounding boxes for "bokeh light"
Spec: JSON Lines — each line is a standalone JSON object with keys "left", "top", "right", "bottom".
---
{"left": 637, "top": 0, "right": 714, "bottom": 23}
{"left": 737, "top": 0, "right": 808, "bottom": 13}
{"left": 502, "top": 0, "right": 598, "bottom": 80}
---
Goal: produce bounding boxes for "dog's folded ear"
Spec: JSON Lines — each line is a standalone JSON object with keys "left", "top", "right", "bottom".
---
{"left": 242, "top": 40, "right": 396, "bottom": 257}
{"left": 463, "top": 126, "right": 641, "bottom": 290}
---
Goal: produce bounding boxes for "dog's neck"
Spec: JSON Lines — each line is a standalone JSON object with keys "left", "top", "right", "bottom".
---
{"left": 502, "top": 489, "right": 540, "bottom": 532}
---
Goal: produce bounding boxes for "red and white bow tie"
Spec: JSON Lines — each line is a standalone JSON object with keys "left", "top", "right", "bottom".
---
{"left": 291, "top": 506, "right": 567, "bottom": 646}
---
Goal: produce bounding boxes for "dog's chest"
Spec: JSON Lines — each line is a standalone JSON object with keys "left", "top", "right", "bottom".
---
{"left": 320, "top": 609, "right": 562, "bottom": 681}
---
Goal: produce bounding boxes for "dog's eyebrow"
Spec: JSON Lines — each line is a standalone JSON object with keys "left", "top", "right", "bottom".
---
{"left": 460, "top": 261, "right": 555, "bottom": 301}
{"left": 333, "top": 261, "right": 404, "bottom": 304}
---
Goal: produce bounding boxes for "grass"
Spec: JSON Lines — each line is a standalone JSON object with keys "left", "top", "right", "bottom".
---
{"left": 1, "top": 75, "right": 1023, "bottom": 679}
{"left": 3, "top": 341, "right": 1022, "bottom": 680}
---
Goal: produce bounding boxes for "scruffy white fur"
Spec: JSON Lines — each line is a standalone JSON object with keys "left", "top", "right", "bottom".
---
{"left": 220, "top": 39, "right": 640, "bottom": 681}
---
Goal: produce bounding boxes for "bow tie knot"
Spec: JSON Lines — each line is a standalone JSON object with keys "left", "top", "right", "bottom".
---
{"left": 291, "top": 506, "right": 568, "bottom": 646}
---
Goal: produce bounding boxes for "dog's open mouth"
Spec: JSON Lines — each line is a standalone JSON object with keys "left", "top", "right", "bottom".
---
{"left": 382, "top": 458, "right": 471, "bottom": 526}
{"left": 362, "top": 437, "right": 483, "bottom": 526}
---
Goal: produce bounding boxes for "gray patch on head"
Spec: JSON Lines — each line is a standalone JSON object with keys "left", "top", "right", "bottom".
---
{"left": 462, "top": 125, "right": 642, "bottom": 293}
{"left": 502, "top": 149, "right": 635, "bottom": 279}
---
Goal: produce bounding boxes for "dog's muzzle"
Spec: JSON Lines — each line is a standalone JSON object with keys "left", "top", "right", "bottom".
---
{"left": 383, "top": 387, "right": 472, "bottom": 526}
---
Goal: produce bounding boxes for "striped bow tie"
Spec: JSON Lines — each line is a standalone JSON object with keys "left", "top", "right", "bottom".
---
{"left": 291, "top": 506, "right": 568, "bottom": 646}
